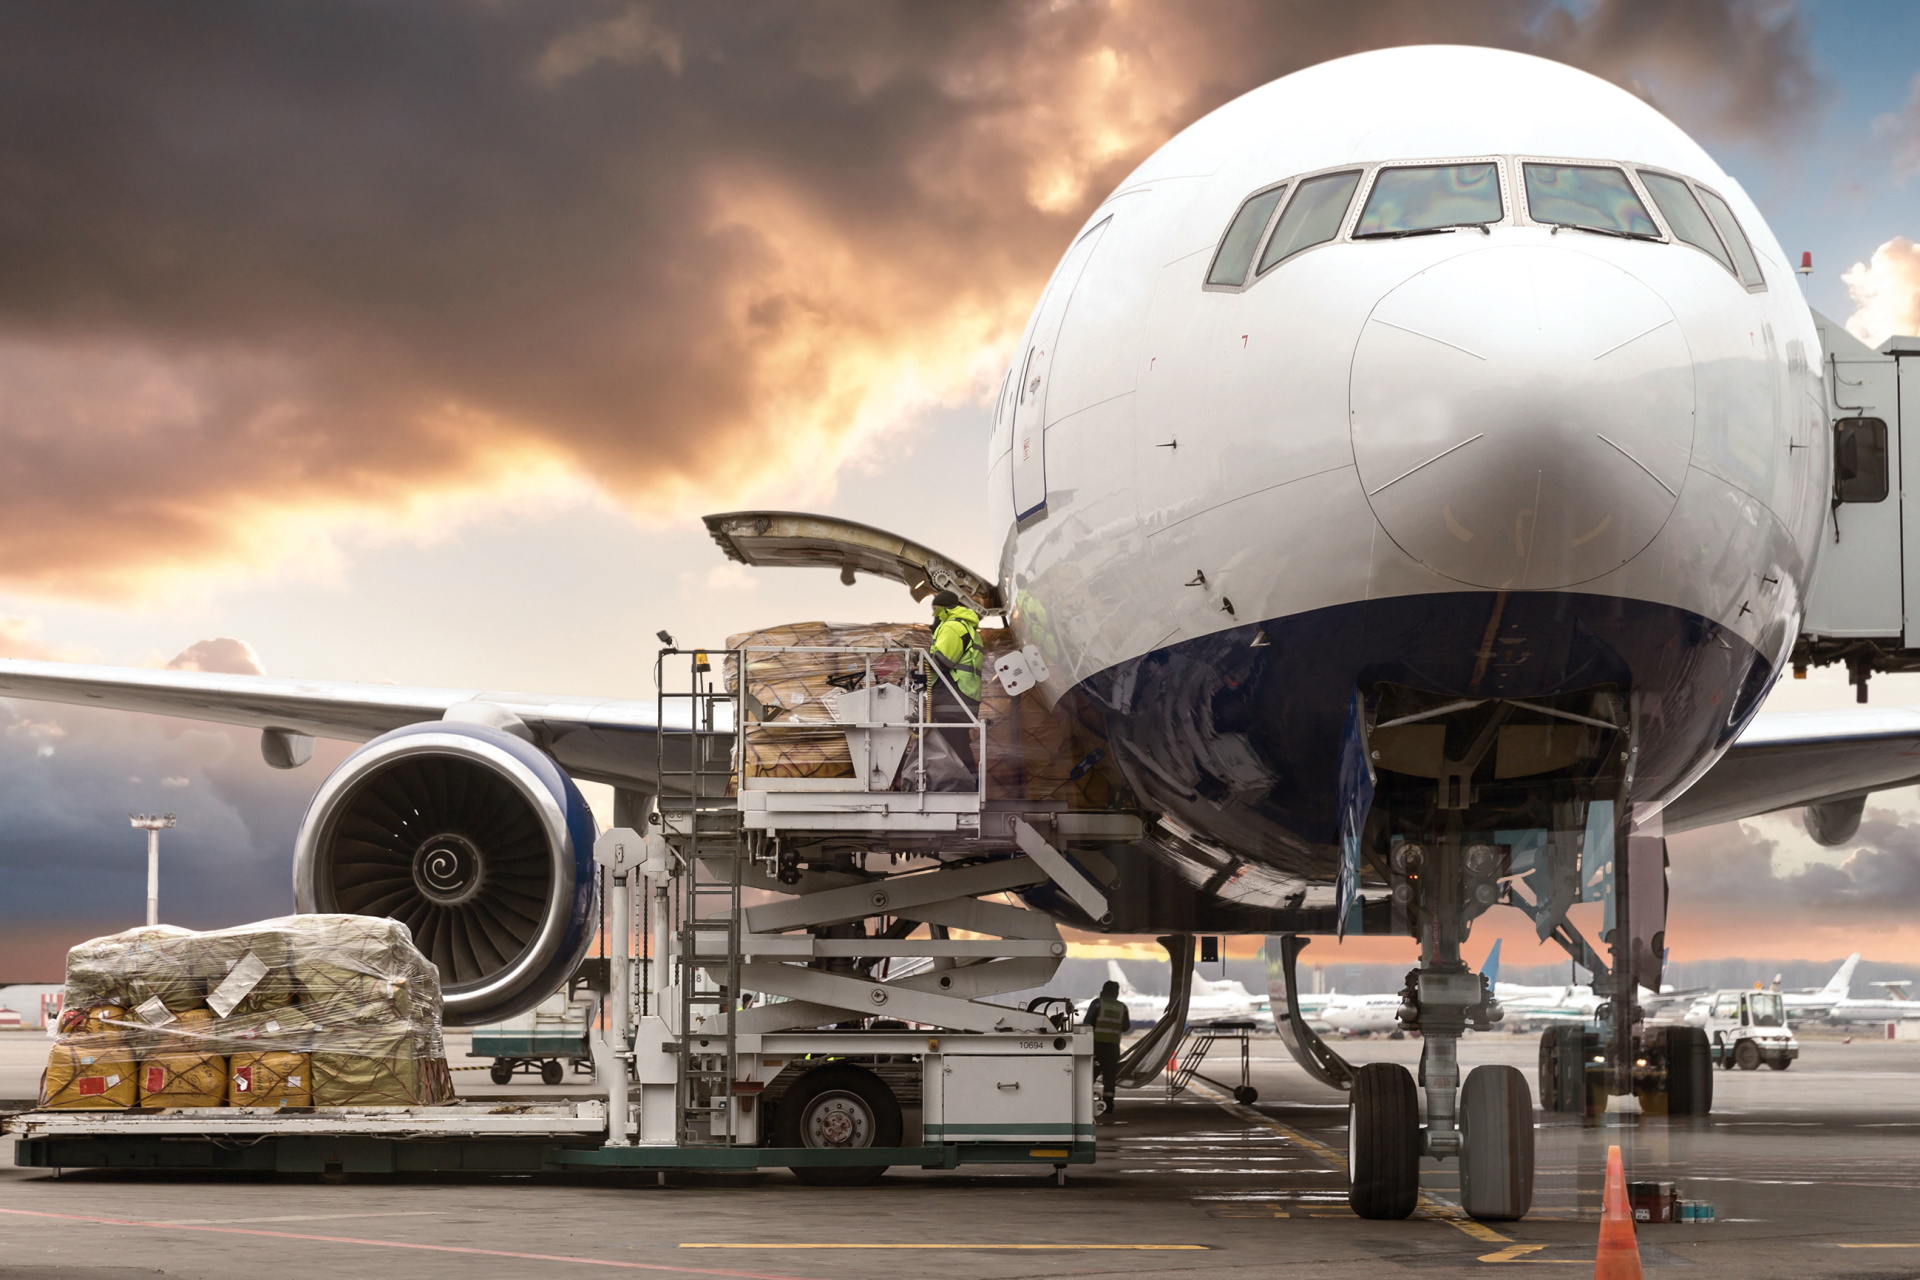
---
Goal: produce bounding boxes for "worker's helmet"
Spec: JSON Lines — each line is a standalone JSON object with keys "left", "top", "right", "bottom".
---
{"left": 1101, "top": 980, "right": 1120, "bottom": 997}
{"left": 930, "top": 589, "right": 961, "bottom": 611}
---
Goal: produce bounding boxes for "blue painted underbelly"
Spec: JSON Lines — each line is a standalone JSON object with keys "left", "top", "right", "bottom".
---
{"left": 1063, "top": 591, "right": 1769, "bottom": 885}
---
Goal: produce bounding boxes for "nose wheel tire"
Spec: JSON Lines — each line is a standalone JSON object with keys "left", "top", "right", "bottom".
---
{"left": 774, "top": 1065, "right": 902, "bottom": 1187}
{"left": 1460, "top": 1065, "right": 1535, "bottom": 1221}
{"left": 1348, "top": 1062, "right": 1420, "bottom": 1219}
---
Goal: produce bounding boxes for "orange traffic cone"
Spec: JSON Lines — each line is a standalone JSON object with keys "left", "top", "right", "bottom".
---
{"left": 1594, "top": 1144, "right": 1644, "bottom": 1280}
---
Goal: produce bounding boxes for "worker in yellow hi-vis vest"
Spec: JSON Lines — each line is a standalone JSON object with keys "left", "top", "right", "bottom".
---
{"left": 1083, "top": 979, "right": 1132, "bottom": 1116}
{"left": 927, "top": 590, "right": 983, "bottom": 786}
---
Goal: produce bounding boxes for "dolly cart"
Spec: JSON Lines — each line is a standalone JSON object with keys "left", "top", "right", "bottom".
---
{"left": 469, "top": 990, "right": 595, "bottom": 1085}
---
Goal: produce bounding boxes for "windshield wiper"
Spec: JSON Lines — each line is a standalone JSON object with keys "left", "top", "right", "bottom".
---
{"left": 1550, "top": 223, "right": 1662, "bottom": 243}
{"left": 1353, "top": 223, "right": 1495, "bottom": 241}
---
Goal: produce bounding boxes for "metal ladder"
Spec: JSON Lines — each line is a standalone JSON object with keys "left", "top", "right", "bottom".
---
{"left": 655, "top": 647, "right": 747, "bottom": 1146}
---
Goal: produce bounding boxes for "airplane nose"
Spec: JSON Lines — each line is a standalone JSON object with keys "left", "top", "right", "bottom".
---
{"left": 1349, "top": 246, "right": 1693, "bottom": 590}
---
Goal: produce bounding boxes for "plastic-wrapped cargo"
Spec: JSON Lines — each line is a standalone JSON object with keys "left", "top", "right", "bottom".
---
{"left": 228, "top": 1051, "right": 312, "bottom": 1107}
{"left": 40, "top": 1043, "right": 136, "bottom": 1109}
{"left": 39, "top": 914, "right": 454, "bottom": 1110}
{"left": 725, "top": 620, "right": 1116, "bottom": 807}
{"left": 137, "top": 1008, "right": 227, "bottom": 1107}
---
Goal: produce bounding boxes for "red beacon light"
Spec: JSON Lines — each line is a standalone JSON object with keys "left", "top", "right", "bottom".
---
{"left": 1797, "top": 251, "right": 1814, "bottom": 276}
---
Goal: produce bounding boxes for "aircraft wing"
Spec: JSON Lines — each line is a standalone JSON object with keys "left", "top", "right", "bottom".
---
{"left": 0, "top": 659, "right": 667, "bottom": 789}
{"left": 1663, "top": 706, "right": 1920, "bottom": 832}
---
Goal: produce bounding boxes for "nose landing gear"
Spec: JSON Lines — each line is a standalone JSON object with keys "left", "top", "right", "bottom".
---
{"left": 1348, "top": 828, "right": 1534, "bottom": 1221}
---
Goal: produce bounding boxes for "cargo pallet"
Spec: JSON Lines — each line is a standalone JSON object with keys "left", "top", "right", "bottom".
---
{"left": 8, "top": 644, "right": 1137, "bottom": 1185}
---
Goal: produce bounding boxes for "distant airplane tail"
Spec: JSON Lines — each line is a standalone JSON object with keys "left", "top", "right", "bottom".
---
{"left": 1482, "top": 938, "right": 1502, "bottom": 986}
{"left": 1822, "top": 953, "right": 1862, "bottom": 1001}
{"left": 1106, "top": 960, "right": 1141, "bottom": 999}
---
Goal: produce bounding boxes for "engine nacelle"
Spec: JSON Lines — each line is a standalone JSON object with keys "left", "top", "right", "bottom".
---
{"left": 1804, "top": 794, "right": 1867, "bottom": 847}
{"left": 292, "top": 722, "right": 598, "bottom": 1026}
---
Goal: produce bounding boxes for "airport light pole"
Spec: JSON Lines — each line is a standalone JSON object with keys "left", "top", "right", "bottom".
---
{"left": 130, "top": 813, "right": 177, "bottom": 927}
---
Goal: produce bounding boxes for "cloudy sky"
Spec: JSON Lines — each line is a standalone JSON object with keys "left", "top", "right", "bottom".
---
{"left": 1, "top": 1, "right": 1919, "bottom": 979}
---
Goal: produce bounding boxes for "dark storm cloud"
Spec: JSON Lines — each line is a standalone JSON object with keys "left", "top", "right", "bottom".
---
{"left": 1669, "top": 808, "right": 1920, "bottom": 920}
{"left": 0, "top": 701, "right": 350, "bottom": 978}
{"left": 0, "top": 1, "right": 1821, "bottom": 594}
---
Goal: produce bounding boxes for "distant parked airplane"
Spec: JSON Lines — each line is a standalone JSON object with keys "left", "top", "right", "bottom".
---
{"left": 1104, "top": 961, "right": 1261, "bottom": 1026}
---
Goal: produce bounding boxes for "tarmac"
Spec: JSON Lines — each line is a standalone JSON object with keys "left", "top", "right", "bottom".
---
{"left": 1, "top": 1027, "right": 1919, "bottom": 1278}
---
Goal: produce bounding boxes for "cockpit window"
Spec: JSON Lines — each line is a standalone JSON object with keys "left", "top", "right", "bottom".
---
{"left": 1638, "top": 171, "right": 1736, "bottom": 275}
{"left": 1207, "top": 184, "right": 1286, "bottom": 286}
{"left": 1695, "top": 187, "right": 1767, "bottom": 288}
{"left": 1354, "top": 163, "right": 1502, "bottom": 238}
{"left": 1523, "top": 164, "right": 1657, "bottom": 237}
{"left": 1257, "top": 170, "right": 1361, "bottom": 273}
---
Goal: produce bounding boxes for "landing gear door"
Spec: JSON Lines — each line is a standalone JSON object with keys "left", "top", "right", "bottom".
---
{"left": 1012, "top": 217, "right": 1111, "bottom": 521}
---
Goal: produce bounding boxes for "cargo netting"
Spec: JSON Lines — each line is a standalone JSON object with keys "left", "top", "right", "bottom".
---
{"left": 41, "top": 914, "right": 455, "bottom": 1110}
{"left": 724, "top": 620, "right": 1123, "bottom": 807}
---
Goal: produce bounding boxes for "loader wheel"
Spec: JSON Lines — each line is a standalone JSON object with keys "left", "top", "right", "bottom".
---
{"left": 1733, "top": 1040, "right": 1761, "bottom": 1072}
{"left": 776, "top": 1065, "right": 901, "bottom": 1187}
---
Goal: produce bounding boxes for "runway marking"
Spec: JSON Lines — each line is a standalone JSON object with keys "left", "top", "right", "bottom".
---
{"left": 680, "top": 1244, "right": 1209, "bottom": 1251}
{"left": 1186, "top": 1081, "right": 1513, "bottom": 1246}
{"left": 0, "top": 1207, "right": 808, "bottom": 1279}
{"left": 1831, "top": 1243, "right": 1920, "bottom": 1248}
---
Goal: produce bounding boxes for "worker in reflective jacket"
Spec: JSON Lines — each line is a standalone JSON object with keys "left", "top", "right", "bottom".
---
{"left": 1083, "top": 979, "right": 1132, "bottom": 1115}
{"left": 927, "top": 590, "right": 983, "bottom": 785}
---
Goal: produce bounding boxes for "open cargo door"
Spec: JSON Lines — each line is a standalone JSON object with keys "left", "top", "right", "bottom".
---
{"left": 703, "top": 511, "right": 1002, "bottom": 613}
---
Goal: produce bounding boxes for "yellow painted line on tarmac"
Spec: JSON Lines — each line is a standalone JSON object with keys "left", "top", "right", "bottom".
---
{"left": 1186, "top": 1080, "right": 1514, "bottom": 1246}
{"left": 1477, "top": 1243, "right": 1584, "bottom": 1263}
{"left": 680, "top": 1244, "right": 1209, "bottom": 1251}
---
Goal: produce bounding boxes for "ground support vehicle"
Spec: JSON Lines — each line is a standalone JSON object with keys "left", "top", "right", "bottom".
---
{"left": 1697, "top": 990, "right": 1800, "bottom": 1071}
{"left": 469, "top": 992, "right": 595, "bottom": 1085}
{"left": 8, "top": 644, "right": 1133, "bottom": 1185}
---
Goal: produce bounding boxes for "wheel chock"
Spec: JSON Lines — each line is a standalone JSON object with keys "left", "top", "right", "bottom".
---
{"left": 1594, "top": 1144, "right": 1644, "bottom": 1280}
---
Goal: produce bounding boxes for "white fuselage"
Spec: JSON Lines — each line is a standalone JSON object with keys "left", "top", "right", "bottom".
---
{"left": 989, "top": 46, "right": 1824, "bottom": 913}
{"left": 1320, "top": 993, "right": 1406, "bottom": 1037}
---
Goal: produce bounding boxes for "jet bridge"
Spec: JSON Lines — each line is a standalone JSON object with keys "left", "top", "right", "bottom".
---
{"left": 1795, "top": 312, "right": 1920, "bottom": 698}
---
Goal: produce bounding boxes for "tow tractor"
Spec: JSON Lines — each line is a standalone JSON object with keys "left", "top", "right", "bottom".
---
{"left": 1694, "top": 989, "right": 1799, "bottom": 1071}
{"left": 7, "top": 642, "right": 1139, "bottom": 1184}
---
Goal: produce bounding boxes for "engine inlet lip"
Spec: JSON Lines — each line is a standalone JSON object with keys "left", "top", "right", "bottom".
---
{"left": 412, "top": 832, "right": 486, "bottom": 906}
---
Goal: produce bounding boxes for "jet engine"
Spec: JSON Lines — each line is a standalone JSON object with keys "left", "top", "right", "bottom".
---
{"left": 291, "top": 722, "right": 598, "bottom": 1026}
{"left": 1804, "top": 794, "right": 1867, "bottom": 847}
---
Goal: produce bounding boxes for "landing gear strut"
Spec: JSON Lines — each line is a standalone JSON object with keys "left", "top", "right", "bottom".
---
{"left": 1349, "top": 822, "right": 1528, "bottom": 1220}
